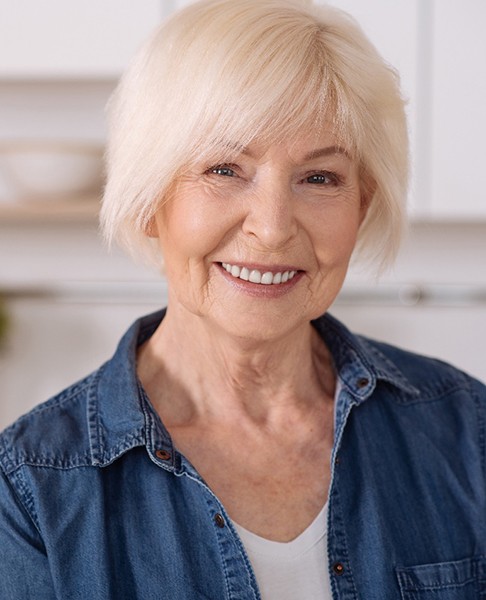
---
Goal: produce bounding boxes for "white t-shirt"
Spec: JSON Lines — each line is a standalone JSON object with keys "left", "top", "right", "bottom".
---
{"left": 233, "top": 502, "right": 332, "bottom": 600}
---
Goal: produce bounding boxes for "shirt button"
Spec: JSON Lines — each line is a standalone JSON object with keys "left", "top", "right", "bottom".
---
{"left": 155, "top": 449, "right": 171, "bottom": 461}
{"left": 333, "top": 562, "right": 345, "bottom": 576}
{"left": 214, "top": 513, "right": 225, "bottom": 528}
{"left": 357, "top": 377, "right": 369, "bottom": 389}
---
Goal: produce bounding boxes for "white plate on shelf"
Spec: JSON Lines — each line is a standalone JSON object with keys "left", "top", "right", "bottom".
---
{"left": 0, "top": 141, "right": 104, "bottom": 201}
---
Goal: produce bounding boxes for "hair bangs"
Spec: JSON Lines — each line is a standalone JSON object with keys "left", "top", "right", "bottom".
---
{"left": 181, "top": 30, "right": 360, "bottom": 171}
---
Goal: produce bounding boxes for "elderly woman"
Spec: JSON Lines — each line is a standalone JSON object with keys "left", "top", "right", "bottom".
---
{"left": 1, "top": 0, "right": 485, "bottom": 598}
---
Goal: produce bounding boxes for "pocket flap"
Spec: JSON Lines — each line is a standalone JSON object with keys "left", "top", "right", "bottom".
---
{"left": 396, "top": 556, "right": 486, "bottom": 597}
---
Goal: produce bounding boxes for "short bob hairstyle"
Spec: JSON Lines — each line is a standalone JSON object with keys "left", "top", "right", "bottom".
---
{"left": 101, "top": 0, "right": 409, "bottom": 270}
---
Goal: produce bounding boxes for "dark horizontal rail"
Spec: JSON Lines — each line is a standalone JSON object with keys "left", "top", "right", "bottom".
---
{"left": 1, "top": 282, "right": 486, "bottom": 307}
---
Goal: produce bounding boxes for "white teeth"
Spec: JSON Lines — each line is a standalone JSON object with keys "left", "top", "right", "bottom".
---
{"left": 249, "top": 270, "right": 261, "bottom": 284}
{"left": 221, "top": 263, "right": 298, "bottom": 285}
{"left": 261, "top": 272, "right": 274, "bottom": 285}
{"left": 240, "top": 267, "right": 250, "bottom": 281}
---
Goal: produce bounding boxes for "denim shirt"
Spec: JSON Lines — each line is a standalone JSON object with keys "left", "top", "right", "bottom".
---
{"left": 1, "top": 310, "right": 485, "bottom": 600}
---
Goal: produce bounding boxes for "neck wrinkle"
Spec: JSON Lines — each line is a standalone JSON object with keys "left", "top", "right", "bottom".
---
{"left": 137, "top": 306, "right": 336, "bottom": 427}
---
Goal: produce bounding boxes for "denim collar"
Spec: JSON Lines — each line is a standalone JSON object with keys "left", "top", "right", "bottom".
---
{"left": 316, "top": 313, "right": 420, "bottom": 401}
{"left": 88, "top": 309, "right": 419, "bottom": 468}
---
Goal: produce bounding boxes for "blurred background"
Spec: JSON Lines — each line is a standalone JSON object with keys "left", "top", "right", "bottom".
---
{"left": 0, "top": 0, "right": 485, "bottom": 430}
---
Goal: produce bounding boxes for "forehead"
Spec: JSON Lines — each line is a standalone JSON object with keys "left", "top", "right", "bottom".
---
{"left": 219, "top": 127, "right": 355, "bottom": 163}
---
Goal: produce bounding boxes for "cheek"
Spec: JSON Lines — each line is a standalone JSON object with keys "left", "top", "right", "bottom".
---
{"left": 307, "top": 203, "right": 362, "bottom": 265}
{"left": 157, "top": 195, "right": 237, "bottom": 268}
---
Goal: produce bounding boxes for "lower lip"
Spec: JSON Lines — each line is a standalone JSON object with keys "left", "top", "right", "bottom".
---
{"left": 216, "top": 263, "right": 304, "bottom": 298}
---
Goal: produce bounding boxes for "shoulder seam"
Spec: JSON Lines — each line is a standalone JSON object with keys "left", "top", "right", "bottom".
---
{"left": 0, "top": 373, "right": 97, "bottom": 474}
{"left": 468, "top": 376, "right": 486, "bottom": 476}
{"left": 6, "top": 466, "right": 42, "bottom": 535}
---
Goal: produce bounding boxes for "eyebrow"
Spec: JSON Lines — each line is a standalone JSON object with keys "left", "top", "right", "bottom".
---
{"left": 302, "top": 146, "right": 351, "bottom": 161}
{"left": 237, "top": 145, "right": 351, "bottom": 161}
{"left": 224, "top": 144, "right": 351, "bottom": 161}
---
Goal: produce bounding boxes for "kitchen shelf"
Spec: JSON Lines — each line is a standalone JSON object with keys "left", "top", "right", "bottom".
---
{"left": 0, "top": 195, "right": 100, "bottom": 223}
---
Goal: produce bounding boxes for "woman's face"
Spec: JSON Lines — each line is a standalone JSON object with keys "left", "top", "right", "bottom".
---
{"left": 152, "top": 129, "right": 369, "bottom": 342}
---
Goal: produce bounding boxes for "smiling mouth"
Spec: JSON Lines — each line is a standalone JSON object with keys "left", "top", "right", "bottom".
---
{"left": 220, "top": 262, "right": 300, "bottom": 285}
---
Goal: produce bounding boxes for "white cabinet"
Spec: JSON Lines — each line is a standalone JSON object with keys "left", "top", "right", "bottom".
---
{"left": 0, "top": 0, "right": 163, "bottom": 79}
{"left": 315, "top": 0, "right": 486, "bottom": 220}
{"left": 165, "top": 0, "right": 196, "bottom": 12}
{"left": 429, "top": 0, "right": 486, "bottom": 219}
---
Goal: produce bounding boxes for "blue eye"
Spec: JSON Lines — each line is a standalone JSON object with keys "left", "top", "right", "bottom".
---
{"left": 306, "top": 172, "right": 336, "bottom": 185}
{"left": 210, "top": 165, "right": 236, "bottom": 177}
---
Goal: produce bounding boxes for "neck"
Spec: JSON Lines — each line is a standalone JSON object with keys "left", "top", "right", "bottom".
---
{"left": 137, "top": 304, "right": 336, "bottom": 427}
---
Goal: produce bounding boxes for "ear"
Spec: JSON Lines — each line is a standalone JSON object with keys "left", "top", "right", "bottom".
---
{"left": 144, "top": 215, "right": 159, "bottom": 238}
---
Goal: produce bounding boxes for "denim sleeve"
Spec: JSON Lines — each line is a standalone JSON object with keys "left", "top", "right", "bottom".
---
{"left": 0, "top": 469, "right": 56, "bottom": 599}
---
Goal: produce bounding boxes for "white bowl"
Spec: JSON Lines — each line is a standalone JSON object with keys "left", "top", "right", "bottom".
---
{"left": 0, "top": 141, "right": 104, "bottom": 201}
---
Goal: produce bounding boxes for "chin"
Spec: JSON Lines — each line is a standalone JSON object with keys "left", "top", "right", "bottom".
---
{"left": 208, "top": 304, "right": 315, "bottom": 345}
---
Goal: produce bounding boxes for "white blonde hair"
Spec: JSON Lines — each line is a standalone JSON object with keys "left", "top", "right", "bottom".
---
{"left": 101, "top": 0, "right": 409, "bottom": 270}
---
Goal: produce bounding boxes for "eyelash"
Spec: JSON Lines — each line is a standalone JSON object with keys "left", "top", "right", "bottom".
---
{"left": 207, "top": 164, "right": 238, "bottom": 177}
{"left": 206, "top": 164, "right": 341, "bottom": 186}
{"left": 304, "top": 171, "right": 340, "bottom": 186}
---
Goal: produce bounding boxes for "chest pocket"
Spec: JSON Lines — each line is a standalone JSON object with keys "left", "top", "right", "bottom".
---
{"left": 396, "top": 556, "right": 486, "bottom": 600}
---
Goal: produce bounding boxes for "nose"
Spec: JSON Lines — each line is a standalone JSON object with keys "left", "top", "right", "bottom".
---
{"left": 241, "top": 182, "right": 298, "bottom": 250}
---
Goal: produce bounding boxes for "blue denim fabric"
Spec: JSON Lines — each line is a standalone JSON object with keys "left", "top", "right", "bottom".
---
{"left": 1, "top": 310, "right": 485, "bottom": 599}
